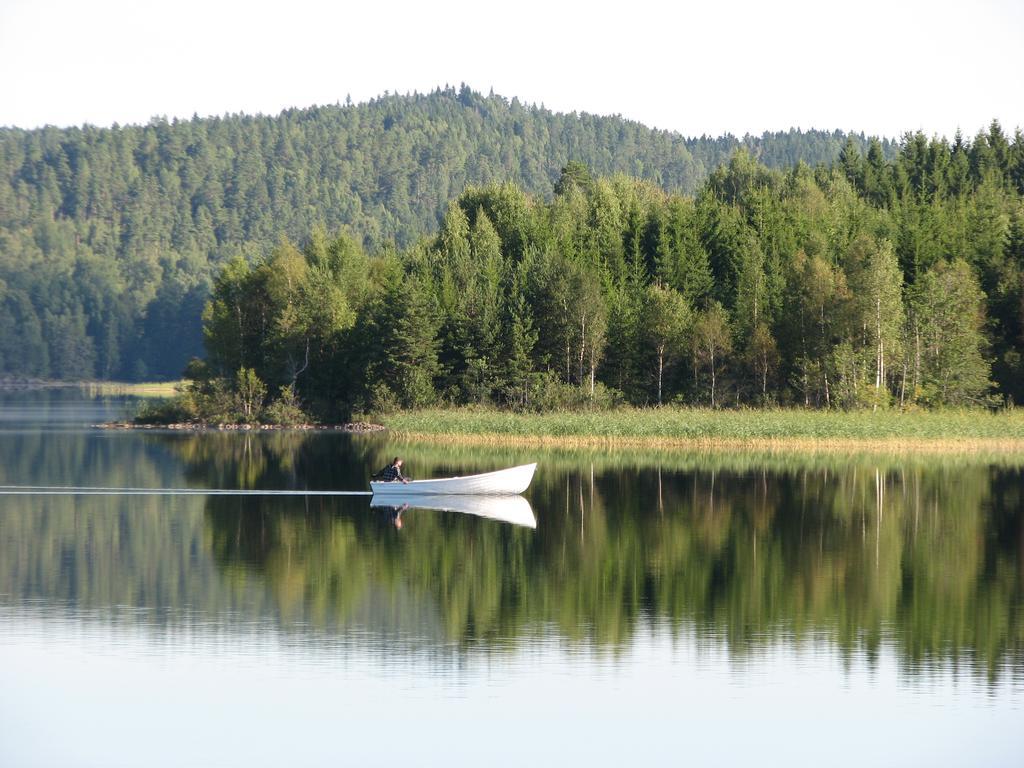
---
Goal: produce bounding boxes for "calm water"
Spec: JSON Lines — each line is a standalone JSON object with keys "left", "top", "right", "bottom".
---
{"left": 1, "top": 391, "right": 1022, "bottom": 767}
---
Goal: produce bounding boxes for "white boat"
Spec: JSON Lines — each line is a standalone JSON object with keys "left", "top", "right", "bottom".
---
{"left": 370, "top": 462, "right": 536, "bottom": 496}
{"left": 370, "top": 494, "right": 536, "bottom": 528}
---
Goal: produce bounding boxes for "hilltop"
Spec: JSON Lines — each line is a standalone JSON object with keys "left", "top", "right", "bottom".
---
{"left": 0, "top": 86, "right": 894, "bottom": 380}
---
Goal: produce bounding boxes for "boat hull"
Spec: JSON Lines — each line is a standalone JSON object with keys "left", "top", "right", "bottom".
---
{"left": 370, "top": 462, "right": 536, "bottom": 496}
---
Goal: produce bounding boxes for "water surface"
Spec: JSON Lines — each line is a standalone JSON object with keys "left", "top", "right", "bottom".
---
{"left": 1, "top": 392, "right": 1021, "bottom": 766}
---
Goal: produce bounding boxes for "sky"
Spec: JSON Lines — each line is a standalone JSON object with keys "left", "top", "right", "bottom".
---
{"left": 1, "top": 0, "right": 1022, "bottom": 139}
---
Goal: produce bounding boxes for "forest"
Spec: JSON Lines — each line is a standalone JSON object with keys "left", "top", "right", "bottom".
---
{"left": 176, "top": 121, "right": 1024, "bottom": 421}
{"left": 0, "top": 86, "right": 896, "bottom": 381}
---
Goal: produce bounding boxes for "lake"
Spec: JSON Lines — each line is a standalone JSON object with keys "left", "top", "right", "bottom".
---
{"left": 1, "top": 391, "right": 1022, "bottom": 766}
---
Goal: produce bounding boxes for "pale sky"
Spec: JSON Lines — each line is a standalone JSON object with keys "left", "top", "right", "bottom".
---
{"left": 1, "top": 0, "right": 1022, "bottom": 139}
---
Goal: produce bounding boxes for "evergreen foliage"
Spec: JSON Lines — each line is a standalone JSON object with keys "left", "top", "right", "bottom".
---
{"left": 186, "top": 125, "right": 1024, "bottom": 418}
{"left": 1, "top": 88, "right": 897, "bottom": 380}
{"left": 2, "top": 91, "right": 1022, "bottom": 411}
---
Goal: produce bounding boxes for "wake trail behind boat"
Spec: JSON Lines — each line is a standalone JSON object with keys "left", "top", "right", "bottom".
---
{"left": 0, "top": 485, "right": 372, "bottom": 496}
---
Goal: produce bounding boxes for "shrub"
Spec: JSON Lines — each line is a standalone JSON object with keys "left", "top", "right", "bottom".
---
{"left": 234, "top": 367, "right": 267, "bottom": 423}
{"left": 263, "top": 385, "right": 310, "bottom": 426}
{"left": 530, "top": 371, "right": 623, "bottom": 411}
{"left": 134, "top": 396, "right": 198, "bottom": 424}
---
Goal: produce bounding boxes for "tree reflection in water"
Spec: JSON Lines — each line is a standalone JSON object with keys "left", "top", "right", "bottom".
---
{"left": 183, "top": 432, "right": 1023, "bottom": 680}
{"left": 0, "top": 428, "right": 1020, "bottom": 682}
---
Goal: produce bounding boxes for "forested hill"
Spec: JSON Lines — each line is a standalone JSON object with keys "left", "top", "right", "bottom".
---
{"left": 0, "top": 86, "right": 897, "bottom": 381}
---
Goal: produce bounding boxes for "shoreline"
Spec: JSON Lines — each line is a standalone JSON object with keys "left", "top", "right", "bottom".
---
{"left": 97, "top": 421, "right": 386, "bottom": 432}
{"left": 374, "top": 407, "right": 1024, "bottom": 455}
{"left": 1, "top": 378, "right": 182, "bottom": 396}
{"left": 90, "top": 406, "right": 1024, "bottom": 454}
{"left": 387, "top": 430, "right": 1024, "bottom": 455}
{"left": 93, "top": 420, "right": 1024, "bottom": 455}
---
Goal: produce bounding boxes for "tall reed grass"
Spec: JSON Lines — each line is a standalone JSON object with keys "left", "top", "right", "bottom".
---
{"left": 377, "top": 407, "right": 1024, "bottom": 453}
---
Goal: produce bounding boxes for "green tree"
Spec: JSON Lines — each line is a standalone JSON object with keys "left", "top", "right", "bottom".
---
{"left": 839, "top": 137, "right": 865, "bottom": 191}
{"left": 587, "top": 178, "right": 626, "bottom": 283}
{"left": 202, "top": 256, "right": 267, "bottom": 377}
{"left": 746, "top": 323, "right": 779, "bottom": 403}
{"left": 782, "top": 251, "right": 848, "bottom": 407}
{"left": 554, "top": 161, "right": 594, "bottom": 196}
{"left": 500, "top": 261, "right": 538, "bottom": 408}
{"left": 642, "top": 285, "right": 692, "bottom": 405}
{"left": 568, "top": 264, "right": 607, "bottom": 396}
{"left": 373, "top": 275, "right": 440, "bottom": 409}
{"left": 235, "top": 367, "right": 267, "bottom": 422}
{"left": 692, "top": 301, "right": 732, "bottom": 407}
{"left": 845, "top": 236, "right": 903, "bottom": 408}
{"left": 602, "top": 284, "right": 645, "bottom": 400}
{"left": 655, "top": 197, "right": 714, "bottom": 304}
{"left": 913, "top": 259, "right": 992, "bottom": 405}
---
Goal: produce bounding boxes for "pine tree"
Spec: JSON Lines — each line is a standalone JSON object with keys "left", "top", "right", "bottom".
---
{"left": 500, "top": 261, "right": 538, "bottom": 408}
{"left": 913, "top": 259, "right": 992, "bottom": 405}
{"left": 375, "top": 275, "right": 440, "bottom": 408}
{"left": 864, "top": 138, "right": 894, "bottom": 206}
{"left": 1008, "top": 129, "right": 1024, "bottom": 196}
{"left": 947, "top": 130, "right": 971, "bottom": 197}
{"left": 839, "top": 138, "right": 865, "bottom": 192}
{"left": 602, "top": 284, "right": 645, "bottom": 401}
{"left": 655, "top": 197, "right": 714, "bottom": 304}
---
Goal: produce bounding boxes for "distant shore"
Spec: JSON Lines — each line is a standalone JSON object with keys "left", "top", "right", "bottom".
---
{"left": 79, "top": 397, "right": 1024, "bottom": 454}
{"left": 97, "top": 421, "right": 385, "bottom": 433}
{"left": 0, "top": 377, "right": 182, "bottom": 397}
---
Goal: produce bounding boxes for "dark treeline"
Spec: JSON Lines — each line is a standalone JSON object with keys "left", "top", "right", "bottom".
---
{"left": 0, "top": 86, "right": 896, "bottom": 380}
{"left": 188, "top": 123, "right": 1024, "bottom": 420}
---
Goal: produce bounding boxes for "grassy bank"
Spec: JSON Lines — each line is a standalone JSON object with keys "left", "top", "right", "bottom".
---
{"left": 376, "top": 407, "right": 1024, "bottom": 454}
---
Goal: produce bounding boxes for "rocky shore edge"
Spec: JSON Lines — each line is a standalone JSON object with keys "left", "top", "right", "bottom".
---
{"left": 95, "top": 421, "right": 386, "bottom": 432}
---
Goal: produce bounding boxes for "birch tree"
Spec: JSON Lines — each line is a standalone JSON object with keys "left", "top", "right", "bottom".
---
{"left": 692, "top": 301, "right": 732, "bottom": 407}
{"left": 643, "top": 285, "right": 692, "bottom": 405}
{"left": 846, "top": 236, "right": 903, "bottom": 408}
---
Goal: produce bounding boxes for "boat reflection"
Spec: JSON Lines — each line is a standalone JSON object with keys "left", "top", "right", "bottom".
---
{"left": 370, "top": 493, "right": 537, "bottom": 528}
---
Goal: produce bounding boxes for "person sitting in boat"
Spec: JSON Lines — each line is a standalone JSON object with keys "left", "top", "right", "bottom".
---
{"left": 375, "top": 456, "right": 409, "bottom": 484}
